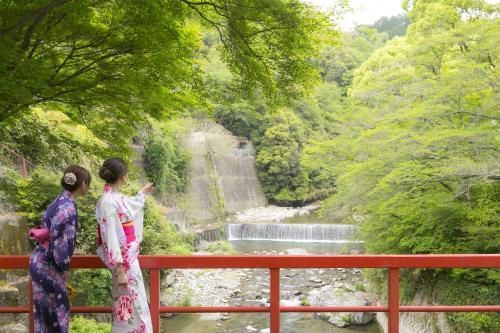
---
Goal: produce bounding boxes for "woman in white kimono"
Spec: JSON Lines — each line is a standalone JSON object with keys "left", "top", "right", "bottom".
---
{"left": 96, "top": 157, "right": 154, "bottom": 333}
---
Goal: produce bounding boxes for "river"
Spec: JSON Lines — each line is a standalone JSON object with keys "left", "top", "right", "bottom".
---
{"left": 161, "top": 209, "right": 382, "bottom": 333}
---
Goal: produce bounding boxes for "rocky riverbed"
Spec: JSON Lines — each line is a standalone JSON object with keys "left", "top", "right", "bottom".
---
{"left": 161, "top": 251, "right": 377, "bottom": 331}
{"left": 228, "top": 204, "right": 320, "bottom": 223}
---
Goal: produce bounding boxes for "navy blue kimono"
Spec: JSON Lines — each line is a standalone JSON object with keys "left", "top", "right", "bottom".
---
{"left": 29, "top": 190, "right": 78, "bottom": 333}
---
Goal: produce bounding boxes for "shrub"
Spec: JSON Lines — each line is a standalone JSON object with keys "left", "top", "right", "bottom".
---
{"left": 70, "top": 316, "right": 110, "bottom": 333}
{"left": 144, "top": 132, "right": 188, "bottom": 197}
{"left": 354, "top": 283, "right": 366, "bottom": 292}
{"left": 207, "top": 241, "right": 236, "bottom": 255}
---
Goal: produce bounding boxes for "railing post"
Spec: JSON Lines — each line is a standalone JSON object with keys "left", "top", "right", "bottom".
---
{"left": 388, "top": 268, "right": 400, "bottom": 333}
{"left": 270, "top": 268, "right": 280, "bottom": 333}
{"left": 29, "top": 278, "right": 34, "bottom": 333}
{"left": 22, "top": 159, "right": 28, "bottom": 177}
{"left": 149, "top": 269, "right": 160, "bottom": 333}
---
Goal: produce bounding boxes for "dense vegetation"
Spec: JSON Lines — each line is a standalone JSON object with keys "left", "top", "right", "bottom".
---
{"left": 0, "top": 0, "right": 333, "bottom": 328}
{"left": 0, "top": 0, "right": 498, "bottom": 331}
{"left": 211, "top": 0, "right": 499, "bottom": 331}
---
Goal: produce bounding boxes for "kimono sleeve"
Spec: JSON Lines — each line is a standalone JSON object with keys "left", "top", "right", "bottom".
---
{"left": 50, "top": 201, "right": 77, "bottom": 272}
{"left": 99, "top": 197, "right": 123, "bottom": 270}
{"left": 123, "top": 191, "right": 146, "bottom": 243}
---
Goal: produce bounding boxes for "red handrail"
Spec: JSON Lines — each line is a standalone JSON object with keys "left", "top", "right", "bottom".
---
{"left": 0, "top": 143, "right": 35, "bottom": 177}
{"left": 1, "top": 254, "right": 499, "bottom": 333}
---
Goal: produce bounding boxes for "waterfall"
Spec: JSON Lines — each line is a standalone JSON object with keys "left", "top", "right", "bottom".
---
{"left": 225, "top": 223, "right": 359, "bottom": 243}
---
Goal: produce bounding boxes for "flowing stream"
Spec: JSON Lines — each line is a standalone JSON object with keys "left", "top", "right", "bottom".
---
{"left": 161, "top": 210, "right": 382, "bottom": 333}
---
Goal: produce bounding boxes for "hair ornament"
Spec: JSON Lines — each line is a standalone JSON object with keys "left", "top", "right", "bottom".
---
{"left": 63, "top": 172, "right": 77, "bottom": 185}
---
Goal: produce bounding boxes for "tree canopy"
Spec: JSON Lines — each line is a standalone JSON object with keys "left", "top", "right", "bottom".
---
{"left": 0, "top": 0, "right": 333, "bottom": 122}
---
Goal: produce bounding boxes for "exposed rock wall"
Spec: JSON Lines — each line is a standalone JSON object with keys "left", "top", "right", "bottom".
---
{"left": 179, "top": 121, "right": 266, "bottom": 224}
{"left": 377, "top": 292, "right": 453, "bottom": 333}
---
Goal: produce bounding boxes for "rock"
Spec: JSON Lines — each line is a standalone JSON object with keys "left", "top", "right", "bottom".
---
{"left": 318, "top": 270, "right": 325, "bottom": 275}
{"left": 0, "top": 323, "right": 28, "bottom": 333}
{"left": 280, "top": 298, "right": 301, "bottom": 306}
{"left": 160, "top": 313, "right": 175, "bottom": 318}
{"left": 0, "top": 285, "right": 18, "bottom": 306}
{"left": 320, "top": 285, "right": 331, "bottom": 292}
{"left": 260, "top": 329, "right": 270, "bottom": 333}
{"left": 308, "top": 276, "right": 322, "bottom": 283}
{"left": 334, "top": 282, "right": 344, "bottom": 288}
{"left": 233, "top": 205, "right": 317, "bottom": 223}
{"left": 0, "top": 284, "right": 19, "bottom": 325}
{"left": 246, "top": 325, "right": 258, "bottom": 332}
{"left": 262, "top": 289, "right": 270, "bottom": 294}
{"left": 285, "top": 248, "right": 308, "bottom": 255}
{"left": 293, "top": 290, "right": 302, "bottom": 296}
{"left": 308, "top": 289, "right": 374, "bottom": 328}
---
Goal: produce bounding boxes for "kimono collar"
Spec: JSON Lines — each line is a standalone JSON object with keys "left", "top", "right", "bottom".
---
{"left": 61, "top": 190, "right": 74, "bottom": 201}
{"left": 103, "top": 183, "right": 118, "bottom": 193}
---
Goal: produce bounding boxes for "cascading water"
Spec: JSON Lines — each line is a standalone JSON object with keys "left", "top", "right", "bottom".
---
{"left": 225, "top": 223, "right": 359, "bottom": 243}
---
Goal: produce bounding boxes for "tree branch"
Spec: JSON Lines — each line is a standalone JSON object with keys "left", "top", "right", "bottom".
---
{"left": 0, "top": 0, "right": 71, "bottom": 37}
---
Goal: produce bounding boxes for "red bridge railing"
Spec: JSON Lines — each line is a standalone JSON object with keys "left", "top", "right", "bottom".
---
{"left": 0, "top": 144, "right": 34, "bottom": 177}
{"left": 1, "top": 254, "right": 499, "bottom": 333}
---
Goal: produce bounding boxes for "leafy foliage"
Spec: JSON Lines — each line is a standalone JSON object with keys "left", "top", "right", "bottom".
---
{"left": 368, "top": 14, "right": 409, "bottom": 39}
{"left": 0, "top": 0, "right": 334, "bottom": 122}
{"left": 0, "top": 108, "right": 111, "bottom": 169}
{"left": 144, "top": 129, "right": 188, "bottom": 197}
{"left": 69, "top": 316, "right": 110, "bottom": 333}
{"left": 255, "top": 108, "right": 309, "bottom": 205}
{"left": 9, "top": 166, "right": 192, "bottom": 306}
{"left": 249, "top": 26, "right": 389, "bottom": 205}
{"left": 207, "top": 240, "right": 237, "bottom": 255}
{"left": 315, "top": 1, "right": 499, "bottom": 330}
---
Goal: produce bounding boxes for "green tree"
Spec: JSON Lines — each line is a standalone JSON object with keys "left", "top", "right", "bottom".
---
{"left": 369, "top": 14, "right": 409, "bottom": 39}
{"left": 0, "top": 0, "right": 334, "bottom": 122}
{"left": 255, "top": 108, "right": 309, "bottom": 205}
{"left": 318, "top": 1, "right": 499, "bottom": 330}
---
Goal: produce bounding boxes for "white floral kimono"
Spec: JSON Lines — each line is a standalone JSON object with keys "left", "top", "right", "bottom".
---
{"left": 96, "top": 184, "right": 152, "bottom": 333}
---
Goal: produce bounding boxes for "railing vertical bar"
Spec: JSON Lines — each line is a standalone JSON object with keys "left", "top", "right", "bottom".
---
{"left": 22, "top": 159, "right": 28, "bottom": 177}
{"left": 270, "top": 268, "right": 280, "bottom": 333}
{"left": 388, "top": 268, "right": 400, "bottom": 333}
{"left": 29, "top": 277, "right": 34, "bottom": 333}
{"left": 149, "top": 269, "right": 161, "bottom": 333}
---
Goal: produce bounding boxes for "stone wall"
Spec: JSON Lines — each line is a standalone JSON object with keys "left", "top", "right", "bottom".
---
{"left": 180, "top": 121, "right": 267, "bottom": 224}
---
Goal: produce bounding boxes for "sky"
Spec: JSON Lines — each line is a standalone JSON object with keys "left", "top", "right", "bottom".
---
{"left": 304, "top": 0, "right": 498, "bottom": 30}
{"left": 304, "top": 0, "right": 406, "bottom": 30}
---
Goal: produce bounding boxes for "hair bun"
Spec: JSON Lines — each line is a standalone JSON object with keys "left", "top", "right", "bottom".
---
{"left": 99, "top": 167, "right": 117, "bottom": 183}
{"left": 99, "top": 158, "right": 127, "bottom": 184}
{"left": 61, "top": 165, "right": 91, "bottom": 192}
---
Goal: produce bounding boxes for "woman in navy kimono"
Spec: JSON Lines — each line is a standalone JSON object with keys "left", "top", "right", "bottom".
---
{"left": 29, "top": 165, "right": 91, "bottom": 333}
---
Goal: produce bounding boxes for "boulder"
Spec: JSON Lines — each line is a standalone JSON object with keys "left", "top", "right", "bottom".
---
{"left": 307, "top": 289, "right": 374, "bottom": 327}
{"left": 0, "top": 284, "right": 18, "bottom": 325}
{"left": 0, "top": 323, "right": 28, "bottom": 333}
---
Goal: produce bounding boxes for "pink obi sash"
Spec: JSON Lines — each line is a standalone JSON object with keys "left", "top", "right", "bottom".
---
{"left": 97, "top": 221, "right": 136, "bottom": 246}
{"left": 28, "top": 226, "right": 50, "bottom": 249}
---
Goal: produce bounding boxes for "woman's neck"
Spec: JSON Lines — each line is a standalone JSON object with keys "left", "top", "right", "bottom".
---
{"left": 110, "top": 182, "right": 122, "bottom": 192}
{"left": 64, "top": 189, "right": 78, "bottom": 199}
